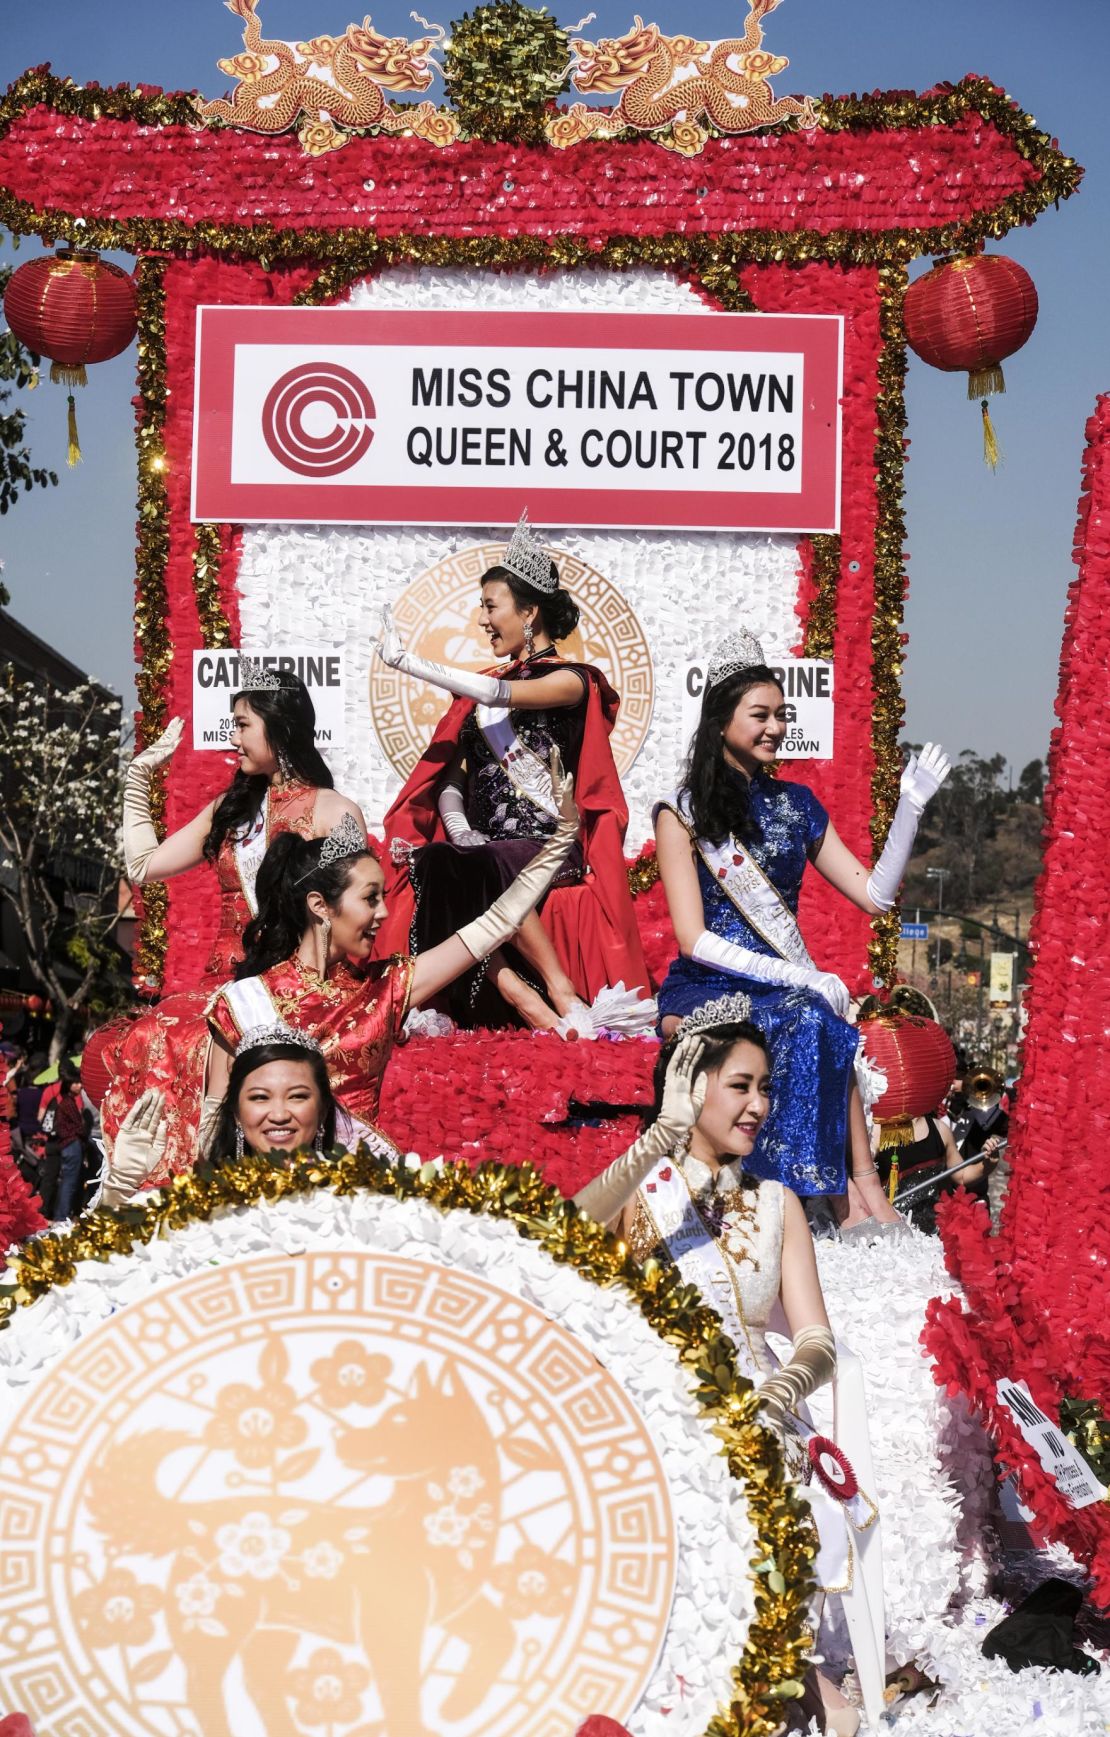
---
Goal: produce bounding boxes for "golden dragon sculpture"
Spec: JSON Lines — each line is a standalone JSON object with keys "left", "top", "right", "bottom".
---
{"left": 197, "top": 0, "right": 458, "bottom": 151}
{"left": 546, "top": 0, "right": 818, "bottom": 154}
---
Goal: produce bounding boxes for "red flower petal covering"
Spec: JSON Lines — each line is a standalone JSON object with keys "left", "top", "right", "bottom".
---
{"left": 0, "top": 1120, "right": 46, "bottom": 1268}
{"left": 925, "top": 395, "right": 1110, "bottom": 1607}
{"left": 378, "top": 1030, "right": 659, "bottom": 1199}
{"left": 0, "top": 103, "right": 1042, "bottom": 242}
{"left": 0, "top": 1715, "right": 36, "bottom": 1737}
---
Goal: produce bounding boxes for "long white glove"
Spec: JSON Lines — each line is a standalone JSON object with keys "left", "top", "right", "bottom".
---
{"left": 574, "top": 1034, "right": 708, "bottom": 1223}
{"left": 101, "top": 1089, "right": 168, "bottom": 1207}
{"left": 376, "top": 605, "right": 512, "bottom": 706}
{"left": 691, "top": 929, "right": 851, "bottom": 1020}
{"left": 122, "top": 716, "right": 184, "bottom": 883}
{"left": 758, "top": 1325, "right": 837, "bottom": 1430}
{"left": 456, "top": 751, "right": 578, "bottom": 960}
{"left": 866, "top": 742, "right": 951, "bottom": 912}
{"left": 438, "top": 782, "right": 489, "bottom": 848}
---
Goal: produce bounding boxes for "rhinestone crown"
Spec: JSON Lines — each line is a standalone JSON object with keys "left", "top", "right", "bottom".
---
{"left": 677, "top": 990, "right": 754, "bottom": 1036}
{"left": 295, "top": 812, "right": 367, "bottom": 883}
{"left": 501, "top": 509, "right": 558, "bottom": 594}
{"left": 236, "top": 656, "right": 285, "bottom": 693}
{"left": 235, "top": 1022, "right": 324, "bottom": 1060}
{"left": 706, "top": 629, "right": 767, "bottom": 691}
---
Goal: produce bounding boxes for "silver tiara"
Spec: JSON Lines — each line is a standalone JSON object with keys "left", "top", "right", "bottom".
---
{"left": 706, "top": 629, "right": 766, "bottom": 691}
{"left": 295, "top": 812, "right": 366, "bottom": 883}
{"left": 235, "top": 1022, "right": 324, "bottom": 1060}
{"left": 677, "top": 991, "right": 753, "bottom": 1036}
{"left": 237, "top": 655, "right": 284, "bottom": 693}
{"left": 501, "top": 509, "right": 558, "bottom": 594}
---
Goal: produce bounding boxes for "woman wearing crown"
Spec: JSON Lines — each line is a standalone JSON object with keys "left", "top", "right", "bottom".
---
{"left": 122, "top": 662, "right": 367, "bottom": 987}
{"left": 373, "top": 512, "right": 651, "bottom": 1032}
{"left": 99, "top": 773, "right": 580, "bottom": 1191}
{"left": 653, "top": 630, "right": 950, "bottom": 1226}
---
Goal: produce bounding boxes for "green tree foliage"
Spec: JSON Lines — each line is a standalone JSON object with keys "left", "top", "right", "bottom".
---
{"left": 0, "top": 264, "right": 58, "bottom": 568}
{"left": 902, "top": 744, "right": 1044, "bottom": 911}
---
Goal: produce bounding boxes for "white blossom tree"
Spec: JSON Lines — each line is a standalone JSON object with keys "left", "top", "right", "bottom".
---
{"left": 0, "top": 672, "right": 129, "bottom": 1056}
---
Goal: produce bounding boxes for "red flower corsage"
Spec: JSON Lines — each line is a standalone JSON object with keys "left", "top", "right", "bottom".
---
{"left": 807, "top": 1435, "right": 858, "bottom": 1502}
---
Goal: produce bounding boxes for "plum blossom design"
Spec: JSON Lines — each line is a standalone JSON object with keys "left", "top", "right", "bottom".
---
{"left": 310, "top": 1340, "right": 391, "bottom": 1410}
{"left": 424, "top": 1504, "right": 470, "bottom": 1549}
{"left": 492, "top": 1544, "right": 575, "bottom": 1617}
{"left": 74, "top": 1567, "right": 161, "bottom": 1648}
{"left": 447, "top": 1464, "right": 485, "bottom": 1499}
{"left": 204, "top": 1374, "right": 308, "bottom": 1469}
{"left": 215, "top": 1511, "right": 292, "bottom": 1580}
{"left": 302, "top": 1540, "right": 344, "bottom": 1580}
{"left": 286, "top": 1646, "right": 370, "bottom": 1726}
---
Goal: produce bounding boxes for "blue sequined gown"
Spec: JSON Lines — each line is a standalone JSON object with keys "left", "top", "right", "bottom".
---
{"left": 657, "top": 772, "right": 858, "bottom": 1196}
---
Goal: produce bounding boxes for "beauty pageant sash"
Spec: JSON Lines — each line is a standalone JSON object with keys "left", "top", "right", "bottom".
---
{"left": 662, "top": 793, "right": 815, "bottom": 969}
{"left": 475, "top": 703, "right": 559, "bottom": 821}
{"left": 233, "top": 793, "right": 270, "bottom": 919}
{"left": 637, "top": 1157, "right": 762, "bottom": 1385}
{"left": 216, "top": 974, "right": 280, "bottom": 1040}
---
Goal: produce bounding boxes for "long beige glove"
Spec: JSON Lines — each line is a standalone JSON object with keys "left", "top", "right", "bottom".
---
{"left": 758, "top": 1325, "right": 837, "bottom": 1427}
{"left": 574, "top": 1034, "right": 707, "bottom": 1223}
{"left": 456, "top": 749, "right": 578, "bottom": 960}
{"left": 123, "top": 716, "right": 184, "bottom": 883}
{"left": 101, "top": 1089, "right": 168, "bottom": 1207}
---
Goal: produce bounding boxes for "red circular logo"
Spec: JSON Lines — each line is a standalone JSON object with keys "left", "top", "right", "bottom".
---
{"left": 261, "top": 362, "right": 375, "bottom": 477}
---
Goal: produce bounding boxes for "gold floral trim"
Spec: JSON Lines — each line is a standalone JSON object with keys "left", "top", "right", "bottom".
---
{"left": 801, "top": 533, "right": 840, "bottom": 660}
{"left": 192, "top": 522, "right": 233, "bottom": 648}
{"left": 0, "top": 1152, "right": 816, "bottom": 1735}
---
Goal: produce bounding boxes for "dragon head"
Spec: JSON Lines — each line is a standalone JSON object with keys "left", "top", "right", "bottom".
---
{"left": 343, "top": 17, "right": 439, "bottom": 91}
{"left": 570, "top": 16, "right": 663, "bottom": 93}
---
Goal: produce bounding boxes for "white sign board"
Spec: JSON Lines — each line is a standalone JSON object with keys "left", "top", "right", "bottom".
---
{"left": 680, "top": 657, "right": 834, "bottom": 761}
{"left": 192, "top": 648, "right": 347, "bottom": 751}
{"left": 996, "top": 1378, "right": 1106, "bottom": 1510}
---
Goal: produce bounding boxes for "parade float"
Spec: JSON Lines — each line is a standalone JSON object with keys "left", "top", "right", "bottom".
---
{"left": 0, "top": 3, "right": 1105, "bottom": 1732}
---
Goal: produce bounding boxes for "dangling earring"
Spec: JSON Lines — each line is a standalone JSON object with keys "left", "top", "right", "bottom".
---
{"left": 235, "top": 1124, "right": 245, "bottom": 1160}
{"left": 314, "top": 914, "right": 332, "bottom": 977}
{"left": 674, "top": 1129, "right": 692, "bottom": 1162}
{"left": 314, "top": 1127, "right": 326, "bottom": 1157}
{"left": 523, "top": 618, "right": 535, "bottom": 657}
{"left": 277, "top": 748, "right": 293, "bottom": 783}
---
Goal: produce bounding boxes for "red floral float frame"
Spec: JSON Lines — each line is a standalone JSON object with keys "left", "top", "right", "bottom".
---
{"left": 925, "top": 394, "right": 1110, "bottom": 1608}
{"left": 0, "top": 68, "right": 1079, "bottom": 993}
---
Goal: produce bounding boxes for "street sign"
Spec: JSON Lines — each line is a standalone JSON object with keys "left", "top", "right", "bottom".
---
{"left": 900, "top": 923, "right": 929, "bottom": 940}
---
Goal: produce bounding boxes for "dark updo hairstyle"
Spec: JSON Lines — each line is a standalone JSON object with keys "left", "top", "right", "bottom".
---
{"left": 205, "top": 670, "right": 334, "bottom": 864}
{"left": 205, "top": 1039, "right": 338, "bottom": 1163}
{"left": 236, "top": 830, "right": 377, "bottom": 979}
{"left": 679, "top": 665, "right": 785, "bottom": 847}
{"left": 482, "top": 562, "right": 581, "bottom": 644}
{"left": 649, "top": 1019, "right": 771, "bottom": 1153}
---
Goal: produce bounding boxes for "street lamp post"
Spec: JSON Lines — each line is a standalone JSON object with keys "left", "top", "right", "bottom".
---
{"left": 926, "top": 866, "right": 947, "bottom": 977}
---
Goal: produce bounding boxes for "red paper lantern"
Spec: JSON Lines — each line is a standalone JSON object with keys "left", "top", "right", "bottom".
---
{"left": 3, "top": 247, "right": 138, "bottom": 465}
{"left": 80, "top": 1019, "right": 135, "bottom": 1110}
{"left": 903, "top": 253, "right": 1038, "bottom": 466}
{"left": 858, "top": 1012, "right": 956, "bottom": 1133}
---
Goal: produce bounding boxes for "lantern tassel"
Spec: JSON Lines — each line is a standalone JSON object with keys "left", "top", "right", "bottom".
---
{"left": 887, "top": 1154, "right": 900, "bottom": 1204}
{"left": 66, "top": 394, "right": 82, "bottom": 468}
{"left": 49, "top": 361, "right": 88, "bottom": 389}
{"left": 980, "top": 398, "right": 1001, "bottom": 471}
{"left": 967, "top": 363, "right": 1006, "bottom": 399}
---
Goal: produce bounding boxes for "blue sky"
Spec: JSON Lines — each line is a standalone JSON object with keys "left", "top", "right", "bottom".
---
{"left": 2, "top": 0, "right": 1108, "bottom": 775}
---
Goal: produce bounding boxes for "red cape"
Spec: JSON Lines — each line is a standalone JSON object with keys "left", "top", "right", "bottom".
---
{"left": 375, "top": 664, "right": 651, "bottom": 1001}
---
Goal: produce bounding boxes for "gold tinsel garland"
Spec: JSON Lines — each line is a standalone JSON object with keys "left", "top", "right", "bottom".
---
{"left": 0, "top": 1152, "right": 816, "bottom": 1736}
{"left": 133, "top": 256, "right": 171, "bottom": 987}
{"left": 801, "top": 534, "right": 840, "bottom": 660}
{"left": 868, "top": 263, "right": 912, "bottom": 983}
{"left": 192, "top": 522, "right": 233, "bottom": 648}
{"left": 443, "top": 0, "right": 569, "bottom": 145}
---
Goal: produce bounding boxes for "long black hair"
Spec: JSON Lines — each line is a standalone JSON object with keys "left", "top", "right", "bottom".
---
{"left": 482, "top": 562, "right": 581, "bottom": 644}
{"left": 236, "top": 831, "right": 377, "bottom": 979}
{"left": 205, "top": 671, "right": 334, "bottom": 864}
{"left": 649, "top": 1019, "right": 771, "bottom": 1128}
{"left": 205, "top": 1039, "right": 338, "bottom": 1163}
{"left": 679, "top": 665, "right": 785, "bottom": 846}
